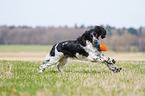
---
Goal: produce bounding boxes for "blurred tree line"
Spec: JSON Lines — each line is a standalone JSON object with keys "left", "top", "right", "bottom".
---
{"left": 0, "top": 25, "right": 145, "bottom": 52}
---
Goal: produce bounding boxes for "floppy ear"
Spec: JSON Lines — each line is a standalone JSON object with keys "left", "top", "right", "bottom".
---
{"left": 95, "top": 26, "right": 106, "bottom": 39}
{"left": 77, "top": 31, "right": 88, "bottom": 46}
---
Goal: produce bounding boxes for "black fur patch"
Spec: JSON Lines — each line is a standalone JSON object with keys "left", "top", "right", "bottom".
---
{"left": 94, "top": 26, "right": 106, "bottom": 39}
{"left": 57, "top": 41, "right": 89, "bottom": 58}
{"left": 50, "top": 44, "right": 56, "bottom": 56}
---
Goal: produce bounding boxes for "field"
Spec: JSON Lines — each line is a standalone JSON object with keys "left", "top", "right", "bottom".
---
{"left": 0, "top": 45, "right": 145, "bottom": 96}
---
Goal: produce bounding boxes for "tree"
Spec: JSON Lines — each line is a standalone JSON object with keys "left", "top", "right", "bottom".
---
{"left": 128, "top": 27, "right": 137, "bottom": 35}
{"left": 74, "top": 24, "right": 78, "bottom": 29}
{"left": 138, "top": 27, "right": 142, "bottom": 36}
{"left": 80, "top": 24, "right": 85, "bottom": 28}
{"left": 117, "top": 29, "right": 124, "bottom": 36}
{"left": 9, "top": 26, "right": 15, "bottom": 29}
{"left": 87, "top": 25, "right": 93, "bottom": 28}
{"left": 106, "top": 25, "right": 112, "bottom": 36}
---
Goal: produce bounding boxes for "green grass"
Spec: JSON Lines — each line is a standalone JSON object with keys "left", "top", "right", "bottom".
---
{"left": 0, "top": 60, "right": 145, "bottom": 96}
{"left": 0, "top": 45, "right": 145, "bottom": 96}
{"left": 0, "top": 45, "right": 52, "bottom": 52}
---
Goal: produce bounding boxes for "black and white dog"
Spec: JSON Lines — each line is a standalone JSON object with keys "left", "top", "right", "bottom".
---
{"left": 38, "top": 26, "right": 122, "bottom": 73}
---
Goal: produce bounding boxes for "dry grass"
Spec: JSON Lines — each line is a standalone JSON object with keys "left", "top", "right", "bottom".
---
{"left": 0, "top": 45, "right": 145, "bottom": 61}
{"left": 0, "top": 51, "right": 145, "bottom": 61}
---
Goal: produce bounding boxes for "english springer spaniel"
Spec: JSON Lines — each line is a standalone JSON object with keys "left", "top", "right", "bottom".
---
{"left": 38, "top": 26, "right": 122, "bottom": 73}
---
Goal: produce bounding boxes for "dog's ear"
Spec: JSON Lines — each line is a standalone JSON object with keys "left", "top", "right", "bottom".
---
{"left": 95, "top": 26, "right": 106, "bottom": 39}
{"left": 77, "top": 31, "right": 88, "bottom": 46}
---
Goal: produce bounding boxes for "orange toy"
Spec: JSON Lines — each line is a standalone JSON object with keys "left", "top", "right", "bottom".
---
{"left": 99, "top": 45, "right": 107, "bottom": 51}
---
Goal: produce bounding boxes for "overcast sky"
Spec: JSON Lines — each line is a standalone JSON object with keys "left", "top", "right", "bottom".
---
{"left": 0, "top": 0, "right": 145, "bottom": 28}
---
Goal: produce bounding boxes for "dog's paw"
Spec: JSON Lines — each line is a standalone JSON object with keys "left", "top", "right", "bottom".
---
{"left": 38, "top": 68, "right": 45, "bottom": 73}
{"left": 38, "top": 70, "right": 43, "bottom": 73}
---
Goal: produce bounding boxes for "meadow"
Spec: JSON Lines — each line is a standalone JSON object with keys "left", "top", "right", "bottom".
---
{"left": 0, "top": 45, "right": 145, "bottom": 96}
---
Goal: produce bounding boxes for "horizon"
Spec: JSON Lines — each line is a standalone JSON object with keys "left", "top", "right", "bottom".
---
{"left": 0, "top": 24, "right": 144, "bottom": 29}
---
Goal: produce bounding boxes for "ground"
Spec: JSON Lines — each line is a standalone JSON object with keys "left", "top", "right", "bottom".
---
{"left": 0, "top": 45, "right": 145, "bottom": 96}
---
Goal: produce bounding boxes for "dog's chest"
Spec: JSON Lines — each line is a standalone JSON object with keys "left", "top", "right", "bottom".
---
{"left": 84, "top": 41, "right": 98, "bottom": 53}
{"left": 76, "top": 41, "right": 101, "bottom": 59}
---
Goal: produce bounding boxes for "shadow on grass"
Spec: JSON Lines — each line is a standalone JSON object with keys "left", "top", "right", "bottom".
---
{"left": 65, "top": 70, "right": 110, "bottom": 74}
{"left": 41, "top": 70, "right": 110, "bottom": 74}
{"left": 44, "top": 70, "right": 60, "bottom": 74}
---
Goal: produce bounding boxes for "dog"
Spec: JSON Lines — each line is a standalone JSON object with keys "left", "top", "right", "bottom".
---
{"left": 38, "top": 26, "right": 122, "bottom": 73}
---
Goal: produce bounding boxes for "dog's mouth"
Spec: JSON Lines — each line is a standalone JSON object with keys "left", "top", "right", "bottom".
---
{"left": 93, "top": 40, "right": 99, "bottom": 45}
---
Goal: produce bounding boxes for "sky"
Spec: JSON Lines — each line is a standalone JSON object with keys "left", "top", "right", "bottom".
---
{"left": 0, "top": 0, "right": 145, "bottom": 28}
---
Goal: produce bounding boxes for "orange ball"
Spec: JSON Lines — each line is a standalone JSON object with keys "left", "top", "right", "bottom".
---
{"left": 99, "top": 45, "right": 107, "bottom": 51}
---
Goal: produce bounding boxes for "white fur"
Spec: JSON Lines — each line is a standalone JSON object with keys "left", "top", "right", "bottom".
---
{"left": 83, "top": 40, "right": 101, "bottom": 62}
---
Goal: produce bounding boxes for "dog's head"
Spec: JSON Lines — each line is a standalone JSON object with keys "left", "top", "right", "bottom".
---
{"left": 77, "top": 26, "right": 106, "bottom": 46}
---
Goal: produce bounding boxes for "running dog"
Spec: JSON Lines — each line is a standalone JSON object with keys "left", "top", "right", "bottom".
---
{"left": 38, "top": 26, "right": 122, "bottom": 73}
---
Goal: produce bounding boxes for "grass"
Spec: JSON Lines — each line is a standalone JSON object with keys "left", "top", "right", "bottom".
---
{"left": 0, "top": 60, "right": 145, "bottom": 96}
{"left": 0, "top": 45, "right": 145, "bottom": 96}
{"left": 0, "top": 45, "right": 52, "bottom": 52}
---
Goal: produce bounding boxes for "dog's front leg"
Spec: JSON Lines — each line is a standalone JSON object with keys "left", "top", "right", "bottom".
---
{"left": 88, "top": 55, "right": 122, "bottom": 72}
{"left": 102, "top": 57, "right": 122, "bottom": 72}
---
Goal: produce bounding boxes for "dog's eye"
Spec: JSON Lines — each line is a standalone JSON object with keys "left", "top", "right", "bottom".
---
{"left": 94, "top": 33, "right": 97, "bottom": 37}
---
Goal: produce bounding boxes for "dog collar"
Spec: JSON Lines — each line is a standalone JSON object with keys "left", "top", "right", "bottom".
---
{"left": 94, "top": 44, "right": 100, "bottom": 48}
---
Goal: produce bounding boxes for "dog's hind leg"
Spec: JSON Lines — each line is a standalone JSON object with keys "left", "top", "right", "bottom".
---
{"left": 57, "top": 57, "right": 67, "bottom": 72}
{"left": 38, "top": 55, "right": 63, "bottom": 73}
{"left": 38, "top": 60, "right": 48, "bottom": 73}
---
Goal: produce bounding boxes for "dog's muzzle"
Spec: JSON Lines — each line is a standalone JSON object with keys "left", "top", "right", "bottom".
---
{"left": 93, "top": 40, "right": 98, "bottom": 44}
